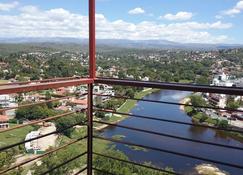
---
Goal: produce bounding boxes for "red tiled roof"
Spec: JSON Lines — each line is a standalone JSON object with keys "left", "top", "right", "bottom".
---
{"left": 0, "top": 115, "right": 9, "bottom": 122}
{"left": 56, "top": 105, "right": 69, "bottom": 111}
{"left": 71, "top": 99, "right": 87, "bottom": 105}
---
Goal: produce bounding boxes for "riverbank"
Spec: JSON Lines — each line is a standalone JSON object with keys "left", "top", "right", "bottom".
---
{"left": 181, "top": 95, "right": 243, "bottom": 143}
{"left": 195, "top": 164, "right": 228, "bottom": 175}
{"left": 179, "top": 97, "right": 190, "bottom": 111}
{"left": 117, "top": 88, "right": 159, "bottom": 114}
{"left": 94, "top": 88, "right": 159, "bottom": 131}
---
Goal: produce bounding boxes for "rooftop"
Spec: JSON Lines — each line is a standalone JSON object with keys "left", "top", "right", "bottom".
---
{"left": 0, "top": 115, "right": 8, "bottom": 122}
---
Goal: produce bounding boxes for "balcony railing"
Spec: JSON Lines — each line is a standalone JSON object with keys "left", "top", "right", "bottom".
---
{"left": 1, "top": 0, "right": 243, "bottom": 174}
{"left": 0, "top": 77, "right": 242, "bottom": 175}
{"left": 93, "top": 78, "right": 243, "bottom": 175}
{"left": 0, "top": 77, "right": 92, "bottom": 174}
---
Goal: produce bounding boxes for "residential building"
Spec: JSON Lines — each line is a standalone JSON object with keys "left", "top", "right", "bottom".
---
{"left": 0, "top": 115, "right": 9, "bottom": 129}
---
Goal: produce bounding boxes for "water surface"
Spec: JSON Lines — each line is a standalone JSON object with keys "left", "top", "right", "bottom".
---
{"left": 101, "top": 90, "right": 243, "bottom": 175}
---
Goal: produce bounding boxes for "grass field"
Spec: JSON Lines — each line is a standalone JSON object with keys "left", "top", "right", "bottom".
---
{"left": 57, "top": 132, "right": 110, "bottom": 155}
{"left": 179, "top": 79, "right": 193, "bottom": 83}
{"left": 0, "top": 80, "right": 8, "bottom": 84}
{"left": 117, "top": 88, "right": 159, "bottom": 114}
{"left": 107, "top": 114, "right": 123, "bottom": 123}
{"left": 70, "top": 127, "right": 87, "bottom": 139}
{"left": 0, "top": 125, "right": 34, "bottom": 147}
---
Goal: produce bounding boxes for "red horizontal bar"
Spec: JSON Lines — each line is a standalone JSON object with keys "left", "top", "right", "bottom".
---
{"left": 94, "top": 120, "right": 243, "bottom": 151}
{"left": 0, "top": 76, "right": 81, "bottom": 87}
{"left": 95, "top": 108, "right": 243, "bottom": 134}
{"left": 95, "top": 78, "right": 243, "bottom": 96}
{"left": 0, "top": 78, "right": 93, "bottom": 95}
{"left": 94, "top": 93, "right": 243, "bottom": 113}
{"left": 0, "top": 111, "right": 76, "bottom": 133}
{"left": 92, "top": 153, "right": 179, "bottom": 175}
{"left": 0, "top": 93, "right": 87, "bottom": 113}
{"left": 94, "top": 136, "right": 243, "bottom": 169}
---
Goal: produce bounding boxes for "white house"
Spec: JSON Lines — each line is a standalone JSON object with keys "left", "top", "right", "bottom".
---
{"left": 0, "top": 95, "right": 17, "bottom": 117}
{"left": 0, "top": 95, "right": 15, "bottom": 107}
{"left": 25, "top": 131, "right": 42, "bottom": 154}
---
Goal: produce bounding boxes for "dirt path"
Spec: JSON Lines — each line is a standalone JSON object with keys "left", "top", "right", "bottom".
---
{"left": 14, "top": 154, "right": 39, "bottom": 167}
{"left": 38, "top": 123, "right": 58, "bottom": 151}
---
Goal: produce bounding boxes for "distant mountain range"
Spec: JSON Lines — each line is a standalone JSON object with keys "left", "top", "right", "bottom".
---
{"left": 0, "top": 37, "right": 243, "bottom": 50}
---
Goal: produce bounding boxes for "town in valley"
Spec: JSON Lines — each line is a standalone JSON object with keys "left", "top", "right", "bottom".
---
{"left": 0, "top": 44, "right": 243, "bottom": 174}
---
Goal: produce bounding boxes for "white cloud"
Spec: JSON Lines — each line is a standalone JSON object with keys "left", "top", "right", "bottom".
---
{"left": 0, "top": 6, "right": 232, "bottom": 44}
{"left": 128, "top": 7, "right": 145, "bottom": 15}
{"left": 0, "top": 1, "right": 18, "bottom": 11}
{"left": 20, "top": 5, "right": 39, "bottom": 14}
{"left": 223, "top": 0, "right": 243, "bottom": 16}
{"left": 161, "top": 11, "right": 193, "bottom": 21}
{"left": 215, "top": 15, "right": 223, "bottom": 19}
{"left": 174, "top": 21, "right": 232, "bottom": 30}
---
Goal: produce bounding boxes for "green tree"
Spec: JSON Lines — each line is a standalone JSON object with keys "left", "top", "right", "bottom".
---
{"left": 190, "top": 95, "right": 206, "bottom": 107}
{"left": 118, "top": 71, "right": 126, "bottom": 79}
{"left": 199, "top": 114, "right": 208, "bottom": 123}
{"left": 55, "top": 114, "right": 85, "bottom": 137}
{"left": 217, "top": 120, "right": 229, "bottom": 129}
{"left": 125, "top": 89, "right": 135, "bottom": 99}
{"left": 45, "top": 91, "right": 54, "bottom": 109}
{"left": 93, "top": 149, "right": 174, "bottom": 175}
{"left": 16, "top": 104, "right": 54, "bottom": 121}
{"left": 226, "top": 97, "right": 240, "bottom": 109}
{"left": 196, "top": 76, "right": 209, "bottom": 85}
{"left": 96, "top": 111, "right": 105, "bottom": 119}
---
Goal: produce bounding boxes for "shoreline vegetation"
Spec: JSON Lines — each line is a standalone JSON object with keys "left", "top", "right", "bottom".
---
{"left": 181, "top": 95, "right": 243, "bottom": 143}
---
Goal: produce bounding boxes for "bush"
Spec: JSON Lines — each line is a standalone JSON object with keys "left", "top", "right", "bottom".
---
{"left": 96, "top": 111, "right": 105, "bottom": 119}
{"left": 190, "top": 95, "right": 206, "bottom": 107}
{"left": 199, "top": 114, "right": 208, "bottom": 123}
{"left": 55, "top": 114, "right": 85, "bottom": 137}
{"left": 217, "top": 120, "right": 229, "bottom": 129}
{"left": 9, "top": 118, "right": 18, "bottom": 124}
{"left": 125, "top": 89, "right": 135, "bottom": 98}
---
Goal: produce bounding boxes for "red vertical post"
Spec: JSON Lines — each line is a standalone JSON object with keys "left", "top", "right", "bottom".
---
{"left": 87, "top": 84, "right": 93, "bottom": 175}
{"left": 87, "top": 0, "right": 95, "bottom": 174}
{"left": 89, "top": 0, "right": 96, "bottom": 78}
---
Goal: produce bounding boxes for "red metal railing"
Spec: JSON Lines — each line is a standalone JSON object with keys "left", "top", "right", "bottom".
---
{"left": 1, "top": 0, "right": 243, "bottom": 174}
{"left": 93, "top": 78, "right": 243, "bottom": 175}
{"left": 0, "top": 79, "right": 89, "bottom": 174}
{"left": 0, "top": 77, "right": 242, "bottom": 174}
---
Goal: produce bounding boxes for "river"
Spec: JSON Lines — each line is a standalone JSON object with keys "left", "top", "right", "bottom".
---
{"left": 101, "top": 90, "right": 243, "bottom": 175}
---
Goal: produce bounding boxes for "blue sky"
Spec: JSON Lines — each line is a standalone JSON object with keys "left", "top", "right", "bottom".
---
{"left": 0, "top": 0, "right": 243, "bottom": 43}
